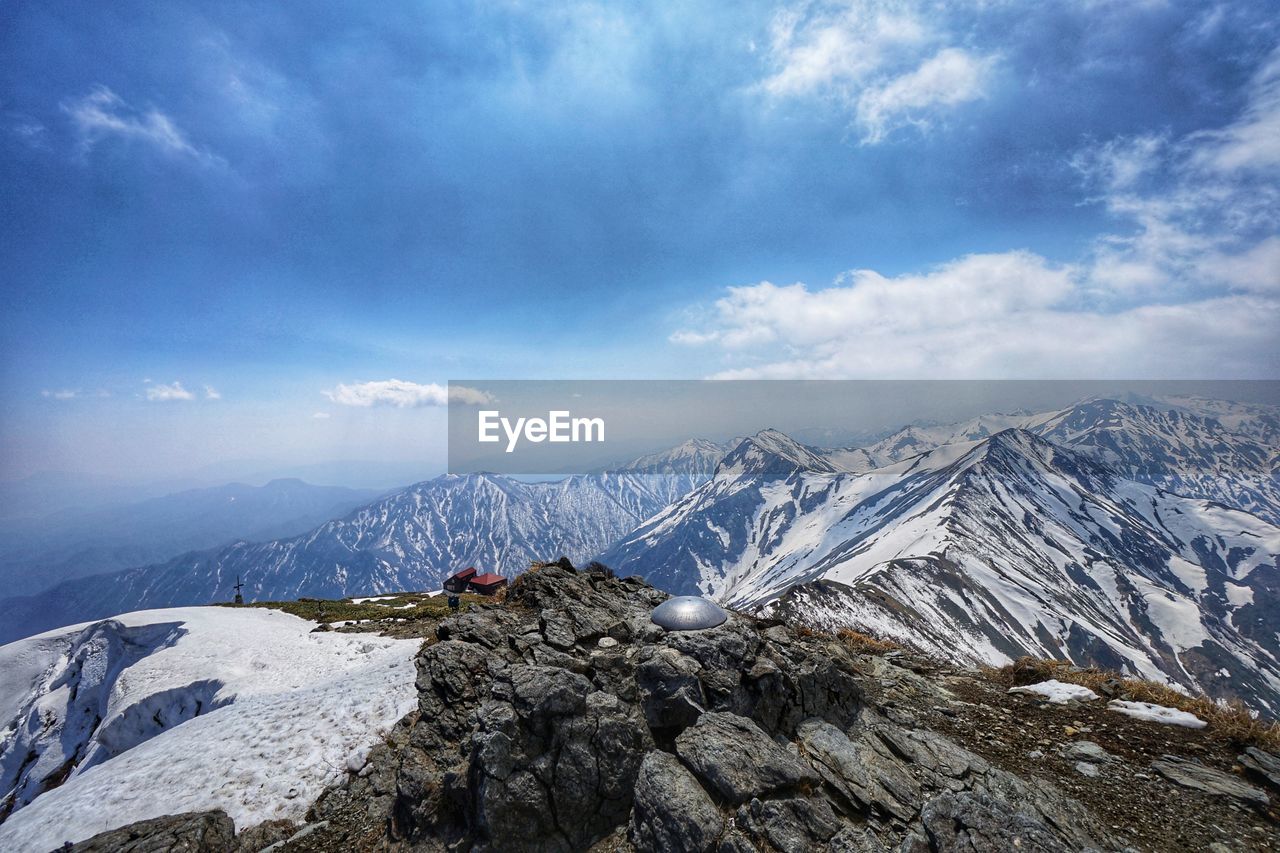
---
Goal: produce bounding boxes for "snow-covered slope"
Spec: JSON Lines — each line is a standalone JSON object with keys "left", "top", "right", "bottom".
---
{"left": 0, "top": 607, "right": 417, "bottom": 851}
{"left": 0, "top": 450, "right": 716, "bottom": 644}
{"left": 826, "top": 397, "right": 1280, "bottom": 524}
{"left": 603, "top": 428, "right": 1280, "bottom": 714}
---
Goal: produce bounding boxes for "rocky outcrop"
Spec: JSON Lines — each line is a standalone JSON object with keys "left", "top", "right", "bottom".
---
{"left": 304, "top": 563, "right": 1118, "bottom": 852}
{"left": 65, "top": 810, "right": 235, "bottom": 852}
{"left": 65, "top": 564, "right": 1280, "bottom": 851}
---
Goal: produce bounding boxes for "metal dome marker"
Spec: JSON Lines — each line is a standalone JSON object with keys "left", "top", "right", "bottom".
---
{"left": 650, "top": 596, "right": 729, "bottom": 631}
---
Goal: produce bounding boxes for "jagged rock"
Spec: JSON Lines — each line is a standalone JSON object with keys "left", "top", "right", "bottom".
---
{"left": 904, "top": 792, "right": 1071, "bottom": 853}
{"left": 629, "top": 750, "right": 723, "bottom": 852}
{"left": 1151, "top": 755, "right": 1270, "bottom": 806}
{"left": 734, "top": 795, "right": 843, "bottom": 850}
{"left": 797, "top": 718, "right": 920, "bottom": 822}
{"left": 636, "top": 646, "right": 707, "bottom": 733}
{"left": 674, "top": 711, "right": 818, "bottom": 805}
{"left": 1238, "top": 747, "right": 1280, "bottom": 791}
{"left": 66, "top": 810, "right": 236, "bottom": 852}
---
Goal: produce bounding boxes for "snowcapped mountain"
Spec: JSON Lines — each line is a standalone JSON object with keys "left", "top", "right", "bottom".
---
{"left": 613, "top": 438, "right": 730, "bottom": 481}
{"left": 825, "top": 397, "right": 1280, "bottom": 524}
{"left": 602, "top": 427, "right": 1280, "bottom": 714}
{"left": 0, "top": 607, "right": 417, "bottom": 850}
{"left": 0, "top": 450, "right": 720, "bottom": 644}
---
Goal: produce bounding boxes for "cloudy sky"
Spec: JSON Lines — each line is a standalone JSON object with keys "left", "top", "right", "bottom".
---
{"left": 2, "top": 0, "right": 1278, "bottom": 480}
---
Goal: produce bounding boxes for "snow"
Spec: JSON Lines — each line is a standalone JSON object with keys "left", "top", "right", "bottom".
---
{"left": 0, "top": 606, "right": 419, "bottom": 852}
{"left": 1106, "top": 700, "right": 1207, "bottom": 729}
{"left": 1008, "top": 679, "right": 1101, "bottom": 704}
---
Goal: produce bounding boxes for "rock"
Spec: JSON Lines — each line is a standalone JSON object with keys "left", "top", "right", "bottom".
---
{"left": 734, "top": 795, "right": 842, "bottom": 850}
{"left": 1074, "top": 761, "right": 1100, "bottom": 777}
{"left": 1238, "top": 747, "right": 1280, "bottom": 791}
{"left": 906, "top": 792, "right": 1071, "bottom": 853}
{"left": 636, "top": 647, "right": 706, "bottom": 733}
{"left": 509, "top": 664, "right": 590, "bottom": 718}
{"left": 797, "top": 718, "right": 919, "bottom": 822}
{"left": 1151, "top": 755, "right": 1270, "bottom": 807}
{"left": 629, "top": 751, "right": 723, "bottom": 852}
{"left": 66, "top": 810, "right": 236, "bottom": 853}
{"left": 675, "top": 711, "right": 818, "bottom": 805}
{"left": 1062, "top": 740, "right": 1115, "bottom": 764}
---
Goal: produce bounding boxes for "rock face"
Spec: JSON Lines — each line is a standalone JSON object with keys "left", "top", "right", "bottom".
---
{"left": 308, "top": 564, "right": 1117, "bottom": 852}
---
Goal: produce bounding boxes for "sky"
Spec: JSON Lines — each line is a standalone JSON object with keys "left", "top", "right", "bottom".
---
{"left": 2, "top": 0, "right": 1279, "bottom": 482}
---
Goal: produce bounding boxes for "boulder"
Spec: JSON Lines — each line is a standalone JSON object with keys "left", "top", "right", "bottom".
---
{"left": 629, "top": 751, "right": 723, "bottom": 852}
{"left": 675, "top": 711, "right": 818, "bottom": 805}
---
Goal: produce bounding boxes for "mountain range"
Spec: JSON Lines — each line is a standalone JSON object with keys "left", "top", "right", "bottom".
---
{"left": 0, "top": 479, "right": 383, "bottom": 598}
{"left": 2, "top": 395, "right": 1277, "bottom": 716}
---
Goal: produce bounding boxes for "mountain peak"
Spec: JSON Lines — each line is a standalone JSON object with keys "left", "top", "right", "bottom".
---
{"left": 717, "top": 429, "right": 836, "bottom": 479}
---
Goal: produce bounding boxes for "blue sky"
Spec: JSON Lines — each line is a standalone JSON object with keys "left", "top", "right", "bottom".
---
{"left": 2, "top": 0, "right": 1279, "bottom": 480}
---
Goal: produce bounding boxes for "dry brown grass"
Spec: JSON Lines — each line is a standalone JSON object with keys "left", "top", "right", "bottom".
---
{"left": 990, "top": 657, "right": 1280, "bottom": 752}
{"left": 836, "top": 627, "right": 905, "bottom": 656}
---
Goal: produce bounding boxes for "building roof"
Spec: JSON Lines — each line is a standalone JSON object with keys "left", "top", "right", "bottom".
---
{"left": 470, "top": 573, "right": 506, "bottom": 586}
{"left": 449, "top": 567, "right": 478, "bottom": 580}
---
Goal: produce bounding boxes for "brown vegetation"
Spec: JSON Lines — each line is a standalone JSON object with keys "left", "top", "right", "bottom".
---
{"left": 989, "top": 656, "right": 1280, "bottom": 752}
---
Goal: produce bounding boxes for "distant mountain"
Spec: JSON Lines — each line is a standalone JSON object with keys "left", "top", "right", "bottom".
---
{"left": 602, "top": 427, "right": 1280, "bottom": 714}
{"left": 0, "top": 448, "right": 719, "bottom": 643}
{"left": 824, "top": 397, "right": 1280, "bottom": 524}
{"left": 0, "top": 479, "right": 383, "bottom": 598}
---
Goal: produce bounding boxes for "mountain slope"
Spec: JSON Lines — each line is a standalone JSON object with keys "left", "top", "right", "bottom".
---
{"left": 0, "top": 607, "right": 416, "bottom": 848}
{"left": 603, "top": 428, "right": 1280, "bottom": 714}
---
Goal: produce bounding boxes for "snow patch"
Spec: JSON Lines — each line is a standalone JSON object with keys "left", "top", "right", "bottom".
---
{"left": 1106, "top": 700, "right": 1207, "bottom": 729}
{"left": 1008, "top": 680, "right": 1101, "bottom": 704}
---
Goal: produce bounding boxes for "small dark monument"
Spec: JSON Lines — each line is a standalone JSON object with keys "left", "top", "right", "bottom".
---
{"left": 232, "top": 575, "right": 245, "bottom": 606}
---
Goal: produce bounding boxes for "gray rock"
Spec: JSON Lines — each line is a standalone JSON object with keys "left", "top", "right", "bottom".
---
{"left": 1062, "top": 740, "right": 1114, "bottom": 763}
{"left": 1151, "top": 755, "right": 1270, "bottom": 806}
{"left": 629, "top": 750, "right": 724, "bottom": 852}
{"left": 510, "top": 664, "right": 590, "bottom": 718}
{"left": 636, "top": 646, "right": 706, "bottom": 732}
{"left": 906, "top": 792, "right": 1071, "bottom": 853}
{"left": 66, "top": 810, "right": 236, "bottom": 853}
{"left": 735, "top": 795, "right": 842, "bottom": 851}
{"left": 1238, "top": 746, "right": 1280, "bottom": 791}
{"left": 797, "top": 718, "right": 920, "bottom": 821}
{"left": 676, "top": 712, "right": 819, "bottom": 805}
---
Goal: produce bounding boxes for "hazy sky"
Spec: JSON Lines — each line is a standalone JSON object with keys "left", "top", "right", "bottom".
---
{"left": 3, "top": 1, "right": 1278, "bottom": 480}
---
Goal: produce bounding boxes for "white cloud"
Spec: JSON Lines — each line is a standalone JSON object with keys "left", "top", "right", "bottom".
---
{"left": 675, "top": 49, "right": 1280, "bottom": 379}
{"left": 1193, "top": 49, "right": 1280, "bottom": 173}
{"left": 855, "top": 48, "right": 994, "bottom": 143}
{"left": 204, "top": 385, "right": 222, "bottom": 400}
{"left": 61, "top": 86, "right": 221, "bottom": 165}
{"left": 41, "top": 389, "right": 80, "bottom": 400}
{"left": 322, "top": 380, "right": 494, "bottom": 408}
{"left": 146, "top": 381, "right": 196, "bottom": 402}
{"left": 761, "top": 4, "right": 927, "bottom": 98}
{"left": 757, "top": 2, "right": 996, "bottom": 143}
{"left": 312, "top": 412, "right": 331, "bottom": 419}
